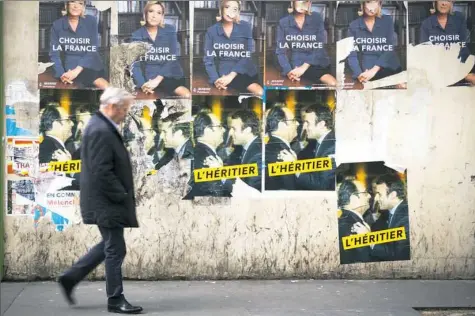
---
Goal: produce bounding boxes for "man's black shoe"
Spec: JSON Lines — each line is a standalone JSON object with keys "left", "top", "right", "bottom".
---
{"left": 107, "top": 295, "right": 143, "bottom": 314}
{"left": 57, "top": 275, "right": 76, "bottom": 305}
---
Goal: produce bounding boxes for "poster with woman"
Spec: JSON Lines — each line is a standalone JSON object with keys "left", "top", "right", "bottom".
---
{"left": 38, "top": 1, "right": 111, "bottom": 90}
{"left": 408, "top": 1, "right": 475, "bottom": 87}
{"left": 192, "top": 1, "right": 264, "bottom": 97}
{"left": 336, "top": 0, "right": 408, "bottom": 90}
{"left": 264, "top": 1, "right": 337, "bottom": 89}
{"left": 115, "top": 1, "right": 191, "bottom": 99}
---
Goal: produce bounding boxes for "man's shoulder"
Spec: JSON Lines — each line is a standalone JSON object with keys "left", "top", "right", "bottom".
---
{"left": 84, "top": 115, "right": 112, "bottom": 138}
{"left": 193, "top": 142, "right": 210, "bottom": 156}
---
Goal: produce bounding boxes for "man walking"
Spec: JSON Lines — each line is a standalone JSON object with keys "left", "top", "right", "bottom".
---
{"left": 57, "top": 87, "right": 143, "bottom": 314}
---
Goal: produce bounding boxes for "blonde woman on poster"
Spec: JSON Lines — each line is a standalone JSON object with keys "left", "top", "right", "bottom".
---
{"left": 131, "top": 1, "right": 191, "bottom": 97}
{"left": 276, "top": 1, "right": 336, "bottom": 87}
{"left": 347, "top": 0, "right": 403, "bottom": 84}
{"left": 203, "top": 0, "right": 264, "bottom": 96}
{"left": 419, "top": 1, "right": 475, "bottom": 85}
{"left": 49, "top": 1, "right": 109, "bottom": 89}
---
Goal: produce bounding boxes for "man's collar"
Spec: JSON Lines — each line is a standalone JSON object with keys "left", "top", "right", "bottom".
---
{"left": 175, "top": 138, "right": 189, "bottom": 156}
{"left": 45, "top": 134, "right": 66, "bottom": 150}
{"left": 243, "top": 136, "right": 258, "bottom": 151}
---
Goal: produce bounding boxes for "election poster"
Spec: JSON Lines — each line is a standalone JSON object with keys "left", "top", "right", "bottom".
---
{"left": 184, "top": 95, "right": 263, "bottom": 199}
{"left": 192, "top": 1, "right": 264, "bottom": 97}
{"left": 408, "top": 1, "right": 475, "bottom": 87}
{"left": 122, "top": 97, "right": 193, "bottom": 197}
{"left": 6, "top": 137, "right": 40, "bottom": 180}
{"left": 336, "top": 1, "right": 408, "bottom": 90}
{"left": 264, "top": 1, "right": 337, "bottom": 89}
{"left": 39, "top": 89, "right": 101, "bottom": 191}
{"left": 38, "top": 0, "right": 112, "bottom": 90}
{"left": 115, "top": 1, "right": 191, "bottom": 99}
{"left": 264, "top": 89, "right": 336, "bottom": 191}
{"left": 336, "top": 161, "right": 410, "bottom": 264}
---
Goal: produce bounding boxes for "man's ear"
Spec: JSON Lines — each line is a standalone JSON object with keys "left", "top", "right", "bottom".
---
{"left": 389, "top": 190, "right": 398, "bottom": 200}
{"left": 51, "top": 120, "right": 61, "bottom": 131}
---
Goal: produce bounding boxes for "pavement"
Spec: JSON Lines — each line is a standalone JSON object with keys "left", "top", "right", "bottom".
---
{"left": 1, "top": 280, "right": 474, "bottom": 316}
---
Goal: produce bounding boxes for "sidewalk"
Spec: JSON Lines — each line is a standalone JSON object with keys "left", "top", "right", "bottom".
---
{"left": 1, "top": 280, "right": 474, "bottom": 316}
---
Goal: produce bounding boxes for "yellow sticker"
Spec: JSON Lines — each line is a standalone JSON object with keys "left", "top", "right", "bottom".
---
{"left": 194, "top": 163, "right": 259, "bottom": 182}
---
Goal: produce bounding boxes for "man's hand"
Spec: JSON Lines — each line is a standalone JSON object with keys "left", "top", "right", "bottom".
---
{"left": 203, "top": 155, "right": 223, "bottom": 169}
{"left": 351, "top": 222, "right": 371, "bottom": 235}
{"left": 52, "top": 149, "right": 72, "bottom": 162}
{"left": 277, "top": 149, "right": 297, "bottom": 162}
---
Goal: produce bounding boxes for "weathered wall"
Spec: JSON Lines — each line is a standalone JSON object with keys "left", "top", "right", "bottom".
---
{"left": 2, "top": 2, "right": 475, "bottom": 280}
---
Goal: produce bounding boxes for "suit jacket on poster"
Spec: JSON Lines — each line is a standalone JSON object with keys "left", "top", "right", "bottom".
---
{"left": 187, "top": 142, "right": 232, "bottom": 197}
{"left": 80, "top": 111, "right": 138, "bottom": 228}
{"left": 60, "top": 145, "right": 81, "bottom": 191}
{"left": 264, "top": 135, "right": 297, "bottom": 190}
{"left": 296, "top": 130, "right": 336, "bottom": 191}
{"left": 177, "top": 139, "right": 194, "bottom": 160}
{"left": 39, "top": 135, "right": 67, "bottom": 164}
{"left": 237, "top": 137, "right": 262, "bottom": 191}
{"left": 371, "top": 201, "right": 410, "bottom": 261}
{"left": 338, "top": 209, "right": 372, "bottom": 264}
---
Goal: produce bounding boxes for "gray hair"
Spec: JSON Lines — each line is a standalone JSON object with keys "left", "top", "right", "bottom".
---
{"left": 99, "top": 87, "right": 134, "bottom": 109}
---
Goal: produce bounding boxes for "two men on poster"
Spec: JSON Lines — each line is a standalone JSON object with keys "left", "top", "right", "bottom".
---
{"left": 264, "top": 103, "right": 336, "bottom": 191}
{"left": 186, "top": 106, "right": 263, "bottom": 198}
{"left": 337, "top": 172, "right": 410, "bottom": 264}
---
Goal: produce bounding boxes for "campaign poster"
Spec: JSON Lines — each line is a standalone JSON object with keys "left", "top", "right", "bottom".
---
{"left": 115, "top": 1, "right": 191, "bottom": 99}
{"left": 264, "top": 1, "right": 337, "bottom": 89}
{"left": 264, "top": 90, "right": 336, "bottom": 191}
{"left": 39, "top": 89, "right": 101, "bottom": 191}
{"left": 122, "top": 98, "right": 193, "bottom": 197}
{"left": 336, "top": 161, "right": 410, "bottom": 264}
{"left": 408, "top": 1, "right": 475, "bottom": 87}
{"left": 184, "top": 95, "right": 264, "bottom": 199}
{"left": 38, "top": 1, "right": 112, "bottom": 90}
{"left": 192, "top": 1, "right": 264, "bottom": 97}
{"left": 336, "top": 1, "right": 407, "bottom": 90}
{"left": 6, "top": 137, "right": 40, "bottom": 180}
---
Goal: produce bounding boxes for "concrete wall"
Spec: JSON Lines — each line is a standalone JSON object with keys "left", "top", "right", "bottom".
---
{"left": 2, "top": 2, "right": 475, "bottom": 280}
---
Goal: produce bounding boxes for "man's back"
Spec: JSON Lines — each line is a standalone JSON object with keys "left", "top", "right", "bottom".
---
{"left": 80, "top": 111, "right": 138, "bottom": 228}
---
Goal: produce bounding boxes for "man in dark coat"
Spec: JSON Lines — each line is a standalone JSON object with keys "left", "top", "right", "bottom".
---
{"left": 57, "top": 87, "right": 143, "bottom": 314}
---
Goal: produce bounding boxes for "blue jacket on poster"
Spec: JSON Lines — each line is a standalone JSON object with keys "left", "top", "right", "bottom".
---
{"left": 203, "top": 21, "right": 258, "bottom": 84}
{"left": 347, "top": 15, "right": 401, "bottom": 79}
{"left": 276, "top": 13, "right": 330, "bottom": 75}
{"left": 131, "top": 25, "right": 184, "bottom": 88}
{"left": 419, "top": 12, "right": 470, "bottom": 63}
{"left": 49, "top": 15, "right": 104, "bottom": 78}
